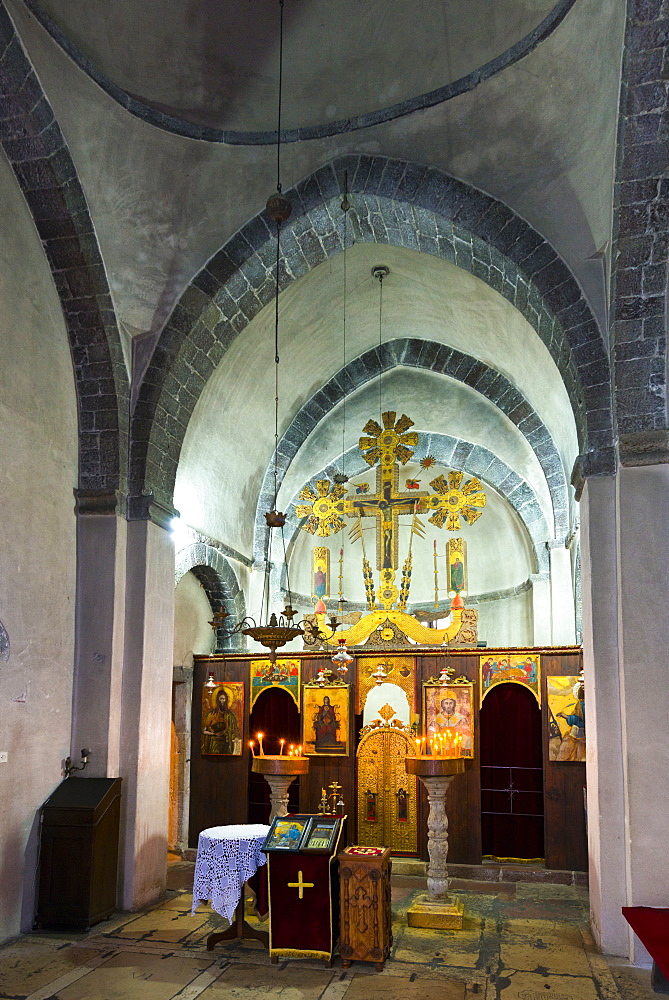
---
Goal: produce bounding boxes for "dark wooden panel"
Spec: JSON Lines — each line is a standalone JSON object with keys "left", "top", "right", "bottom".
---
{"left": 188, "top": 657, "right": 251, "bottom": 844}
{"left": 301, "top": 667, "right": 356, "bottom": 837}
{"left": 542, "top": 651, "right": 587, "bottom": 871}
{"left": 191, "top": 648, "right": 585, "bottom": 870}
{"left": 414, "top": 652, "right": 481, "bottom": 864}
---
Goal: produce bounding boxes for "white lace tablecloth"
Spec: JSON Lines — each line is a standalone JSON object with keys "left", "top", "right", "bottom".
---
{"left": 191, "top": 824, "right": 270, "bottom": 921}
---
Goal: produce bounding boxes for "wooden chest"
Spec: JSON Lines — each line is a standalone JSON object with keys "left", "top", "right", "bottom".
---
{"left": 37, "top": 777, "right": 122, "bottom": 930}
{"left": 338, "top": 846, "right": 392, "bottom": 970}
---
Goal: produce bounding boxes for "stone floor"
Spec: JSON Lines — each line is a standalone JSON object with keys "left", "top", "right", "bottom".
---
{"left": 0, "top": 861, "right": 657, "bottom": 1000}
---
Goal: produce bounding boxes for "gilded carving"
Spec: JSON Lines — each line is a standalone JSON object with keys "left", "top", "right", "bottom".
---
{"left": 357, "top": 655, "right": 415, "bottom": 714}
{"left": 356, "top": 724, "right": 417, "bottom": 853}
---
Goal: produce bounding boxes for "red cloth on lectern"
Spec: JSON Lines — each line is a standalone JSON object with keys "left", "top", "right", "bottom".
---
{"left": 622, "top": 907, "right": 669, "bottom": 978}
{"left": 267, "top": 852, "right": 338, "bottom": 957}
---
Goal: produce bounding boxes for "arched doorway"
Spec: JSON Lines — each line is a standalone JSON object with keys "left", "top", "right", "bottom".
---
{"left": 248, "top": 688, "right": 300, "bottom": 823}
{"left": 480, "top": 684, "right": 544, "bottom": 861}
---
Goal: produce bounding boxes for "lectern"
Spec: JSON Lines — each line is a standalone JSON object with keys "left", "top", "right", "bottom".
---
{"left": 36, "top": 776, "right": 122, "bottom": 930}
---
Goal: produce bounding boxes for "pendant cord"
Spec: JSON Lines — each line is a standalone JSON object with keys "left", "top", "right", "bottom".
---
{"left": 273, "top": 217, "right": 280, "bottom": 510}
{"left": 341, "top": 175, "right": 348, "bottom": 475}
{"left": 276, "top": 0, "right": 284, "bottom": 194}
{"left": 378, "top": 269, "right": 384, "bottom": 423}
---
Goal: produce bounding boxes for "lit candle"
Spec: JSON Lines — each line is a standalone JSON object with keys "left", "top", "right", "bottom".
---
{"left": 257, "top": 732, "right": 264, "bottom": 756}
{"left": 421, "top": 737, "right": 426, "bottom": 756}
{"left": 415, "top": 739, "right": 421, "bottom": 756}
{"left": 289, "top": 744, "right": 294, "bottom": 757}
{"left": 279, "top": 739, "right": 285, "bottom": 755}
{"left": 248, "top": 740, "right": 256, "bottom": 757}
{"left": 298, "top": 745, "right": 302, "bottom": 756}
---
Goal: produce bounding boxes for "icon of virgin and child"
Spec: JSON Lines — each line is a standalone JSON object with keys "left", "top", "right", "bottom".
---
{"left": 311, "top": 695, "right": 346, "bottom": 754}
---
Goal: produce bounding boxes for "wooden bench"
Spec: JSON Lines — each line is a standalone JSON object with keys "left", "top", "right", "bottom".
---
{"left": 622, "top": 907, "right": 669, "bottom": 994}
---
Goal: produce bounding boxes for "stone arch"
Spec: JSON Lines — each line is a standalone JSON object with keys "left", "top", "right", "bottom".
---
{"left": 610, "top": 0, "right": 669, "bottom": 459}
{"left": 175, "top": 542, "right": 246, "bottom": 651}
{"left": 133, "top": 154, "right": 614, "bottom": 510}
{"left": 0, "top": 6, "right": 128, "bottom": 501}
{"left": 252, "top": 340, "right": 570, "bottom": 564}
{"left": 276, "top": 436, "right": 552, "bottom": 599}
{"left": 22, "top": 0, "right": 578, "bottom": 144}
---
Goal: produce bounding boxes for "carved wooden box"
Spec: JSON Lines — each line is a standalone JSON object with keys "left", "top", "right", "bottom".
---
{"left": 338, "top": 846, "right": 392, "bottom": 970}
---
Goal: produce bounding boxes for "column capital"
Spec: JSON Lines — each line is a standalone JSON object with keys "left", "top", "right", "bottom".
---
{"left": 571, "top": 448, "right": 617, "bottom": 501}
{"left": 73, "top": 488, "right": 121, "bottom": 515}
{"left": 73, "top": 489, "right": 178, "bottom": 528}
{"left": 125, "top": 492, "right": 179, "bottom": 530}
{"left": 619, "top": 429, "right": 669, "bottom": 468}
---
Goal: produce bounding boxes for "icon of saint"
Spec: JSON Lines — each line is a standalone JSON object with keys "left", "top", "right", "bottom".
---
{"left": 201, "top": 688, "right": 240, "bottom": 755}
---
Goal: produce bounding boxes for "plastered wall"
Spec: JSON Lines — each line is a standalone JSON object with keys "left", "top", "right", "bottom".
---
{"left": 0, "top": 150, "right": 78, "bottom": 939}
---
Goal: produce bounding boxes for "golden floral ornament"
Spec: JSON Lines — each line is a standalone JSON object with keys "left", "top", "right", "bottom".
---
{"left": 419, "top": 471, "right": 487, "bottom": 531}
{"left": 295, "top": 480, "right": 348, "bottom": 537}
{"left": 359, "top": 411, "right": 419, "bottom": 468}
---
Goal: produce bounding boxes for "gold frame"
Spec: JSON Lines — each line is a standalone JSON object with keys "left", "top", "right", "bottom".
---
{"left": 312, "top": 546, "right": 330, "bottom": 602}
{"left": 302, "top": 681, "right": 349, "bottom": 756}
{"left": 446, "top": 537, "right": 467, "bottom": 593}
{"left": 200, "top": 681, "right": 244, "bottom": 756}
{"left": 250, "top": 657, "right": 301, "bottom": 710}
{"left": 479, "top": 652, "right": 541, "bottom": 707}
{"left": 422, "top": 678, "right": 474, "bottom": 759}
{"left": 356, "top": 654, "right": 416, "bottom": 714}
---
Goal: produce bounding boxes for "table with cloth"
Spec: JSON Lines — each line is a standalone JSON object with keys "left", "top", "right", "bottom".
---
{"left": 192, "top": 823, "right": 270, "bottom": 950}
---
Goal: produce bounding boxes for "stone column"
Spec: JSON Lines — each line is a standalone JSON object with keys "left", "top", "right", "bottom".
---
{"left": 548, "top": 543, "right": 576, "bottom": 644}
{"left": 530, "top": 573, "right": 551, "bottom": 645}
{"left": 171, "top": 663, "right": 193, "bottom": 852}
{"left": 616, "top": 464, "right": 669, "bottom": 963}
{"left": 422, "top": 774, "right": 456, "bottom": 898}
{"left": 117, "top": 514, "right": 175, "bottom": 911}
{"left": 264, "top": 775, "right": 296, "bottom": 821}
{"left": 580, "top": 475, "right": 628, "bottom": 958}
{"left": 71, "top": 492, "right": 127, "bottom": 776}
{"left": 581, "top": 464, "right": 669, "bottom": 963}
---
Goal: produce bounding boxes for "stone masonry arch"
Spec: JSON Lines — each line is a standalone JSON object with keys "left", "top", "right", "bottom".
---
{"left": 175, "top": 542, "right": 245, "bottom": 651}
{"left": 251, "top": 340, "right": 570, "bottom": 567}
{"left": 132, "top": 154, "right": 614, "bottom": 513}
{"left": 0, "top": 4, "right": 128, "bottom": 502}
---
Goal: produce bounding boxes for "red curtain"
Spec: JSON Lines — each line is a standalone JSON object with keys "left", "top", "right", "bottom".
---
{"left": 248, "top": 687, "right": 300, "bottom": 824}
{"left": 480, "top": 683, "right": 544, "bottom": 860}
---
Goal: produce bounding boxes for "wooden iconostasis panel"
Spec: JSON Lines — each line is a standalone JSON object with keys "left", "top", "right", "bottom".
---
{"left": 189, "top": 648, "right": 585, "bottom": 871}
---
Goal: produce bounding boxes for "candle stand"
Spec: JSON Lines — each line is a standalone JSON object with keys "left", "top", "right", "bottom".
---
{"left": 404, "top": 755, "right": 467, "bottom": 929}
{"left": 251, "top": 756, "right": 309, "bottom": 820}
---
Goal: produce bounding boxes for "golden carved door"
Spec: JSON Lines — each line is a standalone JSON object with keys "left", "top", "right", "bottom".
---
{"left": 356, "top": 725, "right": 417, "bottom": 853}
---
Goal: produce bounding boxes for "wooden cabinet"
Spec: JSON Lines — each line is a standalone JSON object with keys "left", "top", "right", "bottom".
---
{"left": 37, "top": 777, "right": 122, "bottom": 930}
{"left": 338, "top": 846, "right": 392, "bottom": 970}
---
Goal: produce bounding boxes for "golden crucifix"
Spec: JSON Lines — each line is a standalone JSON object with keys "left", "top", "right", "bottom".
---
{"left": 287, "top": 870, "right": 315, "bottom": 899}
{"left": 295, "top": 412, "right": 486, "bottom": 611}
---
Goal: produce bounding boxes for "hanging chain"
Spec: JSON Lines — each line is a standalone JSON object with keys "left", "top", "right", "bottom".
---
{"left": 276, "top": 0, "right": 284, "bottom": 194}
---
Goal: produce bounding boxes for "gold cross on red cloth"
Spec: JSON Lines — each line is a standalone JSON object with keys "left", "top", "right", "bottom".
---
{"left": 287, "top": 870, "right": 315, "bottom": 899}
